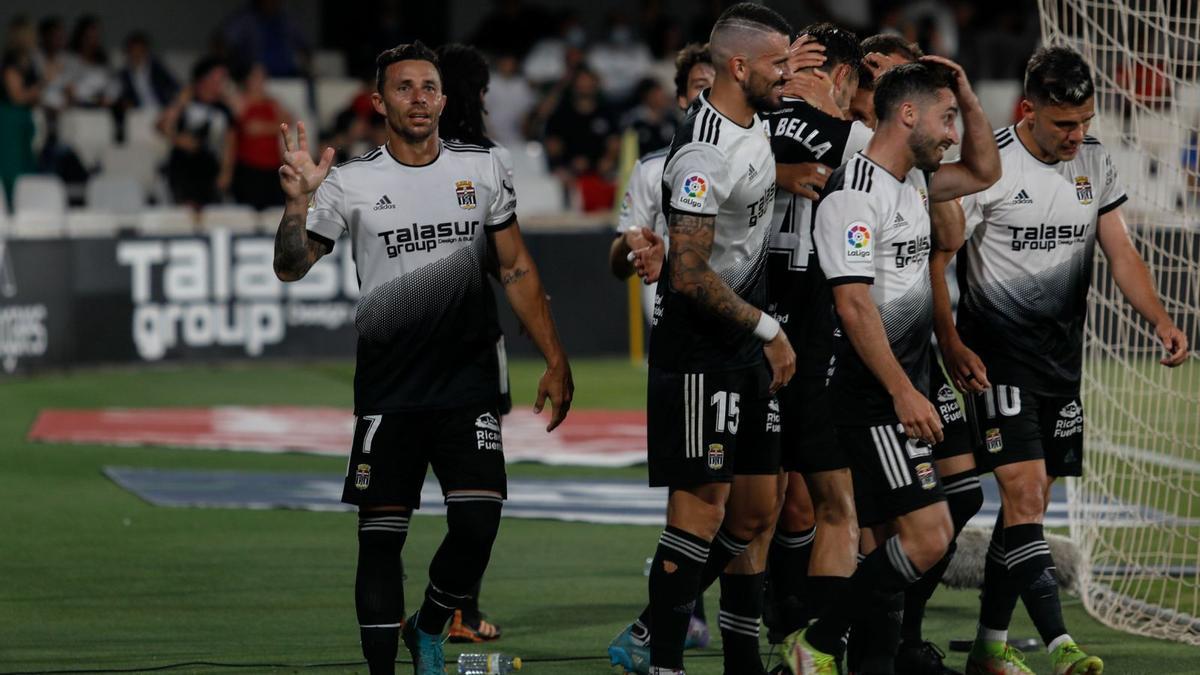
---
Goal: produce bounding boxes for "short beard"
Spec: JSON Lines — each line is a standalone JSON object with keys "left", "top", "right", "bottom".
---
{"left": 389, "top": 116, "right": 437, "bottom": 144}
{"left": 909, "top": 129, "right": 944, "bottom": 172}
{"left": 742, "top": 74, "right": 782, "bottom": 113}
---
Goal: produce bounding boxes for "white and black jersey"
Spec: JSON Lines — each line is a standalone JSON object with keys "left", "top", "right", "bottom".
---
{"left": 306, "top": 140, "right": 518, "bottom": 414}
{"left": 761, "top": 98, "right": 872, "bottom": 369}
{"left": 813, "top": 153, "right": 934, "bottom": 424}
{"left": 649, "top": 91, "right": 778, "bottom": 372}
{"left": 618, "top": 147, "right": 669, "bottom": 321}
{"left": 958, "top": 127, "right": 1126, "bottom": 396}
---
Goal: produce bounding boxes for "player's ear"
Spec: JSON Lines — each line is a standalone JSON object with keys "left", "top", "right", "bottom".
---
{"left": 1019, "top": 98, "right": 1036, "bottom": 125}
{"left": 730, "top": 54, "right": 747, "bottom": 83}
{"left": 370, "top": 91, "right": 386, "bottom": 117}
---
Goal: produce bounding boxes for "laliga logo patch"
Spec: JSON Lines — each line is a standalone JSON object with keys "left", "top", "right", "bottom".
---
{"left": 707, "top": 443, "right": 725, "bottom": 470}
{"left": 845, "top": 222, "right": 872, "bottom": 261}
{"left": 916, "top": 462, "right": 937, "bottom": 490}
{"left": 354, "top": 463, "right": 371, "bottom": 490}
{"left": 620, "top": 191, "right": 633, "bottom": 217}
{"left": 679, "top": 174, "right": 708, "bottom": 210}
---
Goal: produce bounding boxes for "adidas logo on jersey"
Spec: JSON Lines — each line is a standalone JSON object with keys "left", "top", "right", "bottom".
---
{"left": 1012, "top": 189, "right": 1033, "bottom": 205}
{"left": 892, "top": 212, "right": 908, "bottom": 227}
{"left": 373, "top": 195, "right": 396, "bottom": 211}
{"left": 746, "top": 163, "right": 758, "bottom": 181}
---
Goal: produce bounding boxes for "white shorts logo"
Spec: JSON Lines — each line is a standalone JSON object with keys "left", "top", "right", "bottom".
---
{"left": 475, "top": 412, "right": 502, "bottom": 451}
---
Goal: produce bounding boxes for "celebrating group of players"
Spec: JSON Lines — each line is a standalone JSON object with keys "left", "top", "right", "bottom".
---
{"left": 608, "top": 4, "right": 1188, "bottom": 675}
{"left": 269, "top": 2, "right": 1189, "bottom": 674}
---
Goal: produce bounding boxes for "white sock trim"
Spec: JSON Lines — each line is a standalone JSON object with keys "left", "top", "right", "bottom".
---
{"left": 977, "top": 625, "right": 1008, "bottom": 644}
{"left": 1047, "top": 633, "right": 1073, "bottom": 653}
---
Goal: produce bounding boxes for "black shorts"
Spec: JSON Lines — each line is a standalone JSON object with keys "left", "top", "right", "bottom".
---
{"left": 840, "top": 421, "right": 947, "bottom": 527}
{"left": 929, "top": 361, "right": 972, "bottom": 461}
{"left": 780, "top": 376, "right": 845, "bottom": 474}
{"left": 341, "top": 404, "right": 508, "bottom": 508}
{"left": 970, "top": 384, "right": 1084, "bottom": 477}
{"left": 647, "top": 366, "right": 782, "bottom": 488}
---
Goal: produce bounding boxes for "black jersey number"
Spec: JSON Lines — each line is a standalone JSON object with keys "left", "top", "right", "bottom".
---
{"left": 711, "top": 391, "right": 741, "bottom": 434}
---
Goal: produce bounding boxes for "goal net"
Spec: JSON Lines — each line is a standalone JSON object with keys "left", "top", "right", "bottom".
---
{"left": 1038, "top": 0, "right": 1200, "bottom": 644}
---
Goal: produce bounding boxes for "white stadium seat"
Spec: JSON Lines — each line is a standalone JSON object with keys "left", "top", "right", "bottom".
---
{"left": 11, "top": 212, "right": 66, "bottom": 239}
{"left": 101, "top": 143, "right": 165, "bottom": 196}
{"left": 315, "top": 77, "right": 362, "bottom": 131}
{"left": 512, "top": 175, "right": 565, "bottom": 217}
{"left": 59, "top": 109, "right": 117, "bottom": 168}
{"left": 268, "top": 78, "right": 317, "bottom": 137}
{"left": 256, "top": 206, "right": 285, "bottom": 235}
{"left": 138, "top": 207, "right": 195, "bottom": 236}
{"left": 14, "top": 175, "right": 68, "bottom": 216}
{"left": 86, "top": 174, "right": 146, "bottom": 215}
{"left": 313, "top": 50, "right": 348, "bottom": 78}
{"left": 199, "top": 204, "right": 259, "bottom": 234}
{"left": 66, "top": 209, "right": 123, "bottom": 238}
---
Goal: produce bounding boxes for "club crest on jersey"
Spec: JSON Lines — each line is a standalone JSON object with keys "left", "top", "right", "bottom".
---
{"left": 679, "top": 174, "right": 708, "bottom": 210}
{"left": 455, "top": 180, "right": 477, "bottom": 209}
{"left": 354, "top": 463, "right": 371, "bottom": 490}
{"left": 707, "top": 443, "right": 725, "bottom": 470}
{"left": 916, "top": 462, "right": 937, "bottom": 490}
{"left": 845, "top": 222, "right": 872, "bottom": 262}
{"left": 1075, "top": 176, "right": 1093, "bottom": 204}
{"left": 986, "top": 428, "right": 1003, "bottom": 453}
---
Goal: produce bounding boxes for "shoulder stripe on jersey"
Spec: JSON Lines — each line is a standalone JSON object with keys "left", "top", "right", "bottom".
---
{"left": 697, "top": 110, "right": 709, "bottom": 143}
{"left": 337, "top": 148, "right": 382, "bottom": 167}
{"left": 712, "top": 117, "right": 722, "bottom": 145}
{"left": 701, "top": 110, "right": 716, "bottom": 144}
{"left": 997, "top": 135, "right": 1015, "bottom": 149}
{"left": 994, "top": 127, "right": 1013, "bottom": 140}
{"left": 864, "top": 164, "right": 874, "bottom": 191}
{"left": 443, "top": 142, "right": 491, "bottom": 155}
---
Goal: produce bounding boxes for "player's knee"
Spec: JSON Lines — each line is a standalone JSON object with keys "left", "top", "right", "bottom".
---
{"left": 1005, "top": 481, "right": 1047, "bottom": 523}
{"left": 782, "top": 492, "right": 817, "bottom": 531}
{"left": 907, "top": 515, "right": 954, "bottom": 572}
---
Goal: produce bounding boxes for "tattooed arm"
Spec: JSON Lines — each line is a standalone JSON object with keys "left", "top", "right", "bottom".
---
{"left": 273, "top": 121, "right": 336, "bottom": 282}
{"left": 668, "top": 210, "right": 795, "bottom": 392}
{"left": 490, "top": 221, "right": 574, "bottom": 431}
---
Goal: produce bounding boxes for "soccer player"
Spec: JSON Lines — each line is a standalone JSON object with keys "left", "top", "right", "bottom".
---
{"left": 783, "top": 57, "right": 1001, "bottom": 674}
{"left": 759, "top": 22, "right": 873, "bottom": 642}
{"left": 610, "top": 43, "right": 715, "bottom": 324}
{"left": 935, "top": 46, "right": 1189, "bottom": 675}
{"left": 272, "top": 42, "right": 574, "bottom": 675}
{"left": 640, "top": 4, "right": 798, "bottom": 674}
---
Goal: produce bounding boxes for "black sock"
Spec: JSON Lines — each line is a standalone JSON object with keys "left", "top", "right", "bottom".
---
{"left": 768, "top": 526, "right": 816, "bottom": 606}
{"left": 648, "top": 526, "right": 711, "bottom": 669}
{"left": 979, "top": 508, "right": 1019, "bottom": 633}
{"left": 635, "top": 527, "right": 748, "bottom": 640}
{"left": 417, "top": 498, "right": 502, "bottom": 635}
{"left": 806, "top": 575, "right": 851, "bottom": 618}
{"left": 693, "top": 592, "right": 707, "bottom": 622}
{"left": 900, "top": 470, "right": 983, "bottom": 644}
{"left": 1004, "top": 523, "right": 1067, "bottom": 646}
{"left": 459, "top": 578, "right": 483, "bottom": 622}
{"left": 719, "top": 572, "right": 766, "bottom": 673}
{"left": 356, "top": 512, "right": 409, "bottom": 675}
{"left": 847, "top": 591, "right": 903, "bottom": 674}
{"left": 807, "top": 536, "right": 920, "bottom": 657}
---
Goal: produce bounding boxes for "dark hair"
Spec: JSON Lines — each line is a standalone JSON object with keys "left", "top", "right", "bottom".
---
{"left": 375, "top": 40, "right": 441, "bottom": 94}
{"left": 856, "top": 63, "right": 876, "bottom": 91}
{"left": 37, "top": 16, "right": 62, "bottom": 41}
{"left": 800, "top": 23, "right": 862, "bottom": 72}
{"left": 673, "top": 43, "right": 712, "bottom": 100}
{"left": 1024, "top": 46, "right": 1094, "bottom": 106}
{"left": 712, "top": 2, "right": 793, "bottom": 39}
{"left": 68, "top": 14, "right": 101, "bottom": 54}
{"left": 873, "top": 61, "right": 955, "bottom": 123}
{"left": 125, "top": 31, "right": 149, "bottom": 50}
{"left": 860, "top": 34, "right": 924, "bottom": 61}
{"left": 436, "top": 43, "right": 491, "bottom": 145}
{"left": 633, "top": 77, "right": 662, "bottom": 104}
{"left": 191, "top": 56, "right": 225, "bottom": 84}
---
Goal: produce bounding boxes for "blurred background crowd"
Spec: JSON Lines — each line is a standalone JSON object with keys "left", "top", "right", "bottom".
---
{"left": 0, "top": 0, "right": 1097, "bottom": 232}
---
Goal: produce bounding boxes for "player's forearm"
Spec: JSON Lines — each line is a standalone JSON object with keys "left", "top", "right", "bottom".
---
{"left": 956, "top": 93, "right": 1001, "bottom": 188}
{"left": 609, "top": 235, "right": 634, "bottom": 279}
{"left": 929, "top": 248, "right": 961, "bottom": 346}
{"left": 835, "top": 288, "right": 914, "bottom": 397}
{"left": 930, "top": 200, "right": 965, "bottom": 253}
{"left": 1111, "top": 252, "right": 1172, "bottom": 327}
{"left": 273, "top": 200, "right": 317, "bottom": 282}
{"left": 668, "top": 249, "right": 761, "bottom": 332}
{"left": 502, "top": 255, "right": 568, "bottom": 367}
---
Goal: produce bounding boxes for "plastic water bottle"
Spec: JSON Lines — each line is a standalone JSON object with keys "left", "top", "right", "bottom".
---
{"left": 456, "top": 652, "right": 522, "bottom": 674}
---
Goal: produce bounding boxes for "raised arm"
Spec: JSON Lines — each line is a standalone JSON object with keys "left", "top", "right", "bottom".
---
{"left": 273, "top": 121, "right": 335, "bottom": 282}
{"left": 490, "top": 222, "right": 574, "bottom": 431}
{"left": 1097, "top": 207, "right": 1189, "bottom": 366}
{"left": 668, "top": 210, "right": 794, "bottom": 392}
{"left": 922, "top": 56, "right": 1001, "bottom": 203}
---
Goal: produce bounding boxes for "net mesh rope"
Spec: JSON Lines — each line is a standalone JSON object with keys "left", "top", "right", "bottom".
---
{"left": 1038, "top": 0, "right": 1200, "bottom": 643}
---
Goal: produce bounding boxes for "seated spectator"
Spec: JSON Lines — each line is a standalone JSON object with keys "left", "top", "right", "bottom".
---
{"left": 0, "top": 16, "right": 42, "bottom": 205}
{"left": 622, "top": 77, "right": 676, "bottom": 156}
{"left": 63, "top": 15, "right": 113, "bottom": 108}
{"left": 542, "top": 67, "right": 619, "bottom": 211}
{"left": 114, "top": 32, "right": 179, "bottom": 111}
{"left": 158, "top": 57, "right": 235, "bottom": 209}
{"left": 33, "top": 16, "right": 69, "bottom": 111}
{"left": 230, "top": 63, "right": 287, "bottom": 209}
{"left": 485, "top": 52, "right": 535, "bottom": 149}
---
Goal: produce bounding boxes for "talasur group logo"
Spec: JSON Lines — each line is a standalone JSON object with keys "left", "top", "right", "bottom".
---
{"left": 845, "top": 222, "right": 872, "bottom": 261}
{"left": 678, "top": 174, "right": 708, "bottom": 210}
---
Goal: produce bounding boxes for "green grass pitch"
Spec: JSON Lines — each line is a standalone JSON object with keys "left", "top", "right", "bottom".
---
{"left": 1, "top": 359, "right": 1196, "bottom": 673}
